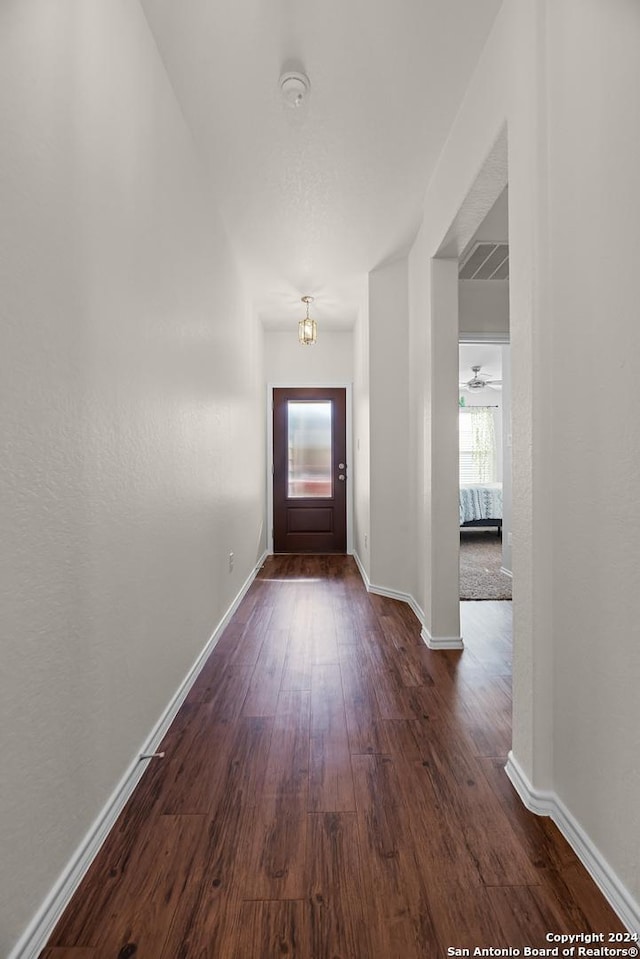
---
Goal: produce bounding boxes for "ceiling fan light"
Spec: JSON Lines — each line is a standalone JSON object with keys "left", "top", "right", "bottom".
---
{"left": 462, "top": 364, "right": 499, "bottom": 392}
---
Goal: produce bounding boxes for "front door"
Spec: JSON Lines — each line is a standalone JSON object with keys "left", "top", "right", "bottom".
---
{"left": 273, "top": 387, "right": 347, "bottom": 553}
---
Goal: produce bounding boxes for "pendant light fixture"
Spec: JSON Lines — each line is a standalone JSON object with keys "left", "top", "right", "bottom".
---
{"left": 298, "top": 295, "right": 317, "bottom": 345}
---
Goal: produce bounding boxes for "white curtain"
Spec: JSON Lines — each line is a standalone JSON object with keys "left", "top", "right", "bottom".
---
{"left": 459, "top": 407, "right": 496, "bottom": 483}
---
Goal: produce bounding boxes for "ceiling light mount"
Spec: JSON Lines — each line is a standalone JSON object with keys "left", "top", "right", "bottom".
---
{"left": 298, "top": 295, "right": 317, "bottom": 346}
{"left": 280, "top": 71, "right": 310, "bottom": 109}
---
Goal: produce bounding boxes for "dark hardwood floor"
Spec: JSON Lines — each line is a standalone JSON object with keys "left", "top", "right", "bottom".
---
{"left": 41, "top": 555, "right": 624, "bottom": 958}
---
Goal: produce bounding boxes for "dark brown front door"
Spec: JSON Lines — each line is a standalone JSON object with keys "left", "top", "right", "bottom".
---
{"left": 273, "top": 387, "right": 347, "bottom": 553}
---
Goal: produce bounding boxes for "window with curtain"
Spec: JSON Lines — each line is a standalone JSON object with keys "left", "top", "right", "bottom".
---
{"left": 459, "top": 406, "right": 497, "bottom": 484}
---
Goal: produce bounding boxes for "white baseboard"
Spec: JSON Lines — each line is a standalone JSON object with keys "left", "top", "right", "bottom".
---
{"left": 9, "top": 551, "right": 268, "bottom": 959}
{"left": 504, "top": 751, "right": 555, "bottom": 816}
{"left": 420, "top": 626, "right": 464, "bottom": 650}
{"left": 352, "top": 551, "right": 425, "bottom": 625}
{"left": 352, "top": 551, "right": 463, "bottom": 649}
{"left": 505, "top": 752, "right": 640, "bottom": 935}
{"left": 351, "top": 548, "right": 371, "bottom": 590}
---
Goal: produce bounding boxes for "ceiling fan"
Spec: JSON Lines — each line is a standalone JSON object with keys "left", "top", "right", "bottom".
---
{"left": 459, "top": 365, "right": 503, "bottom": 392}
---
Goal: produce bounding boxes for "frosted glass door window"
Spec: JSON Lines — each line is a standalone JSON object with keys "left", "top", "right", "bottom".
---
{"left": 287, "top": 401, "right": 332, "bottom": 498}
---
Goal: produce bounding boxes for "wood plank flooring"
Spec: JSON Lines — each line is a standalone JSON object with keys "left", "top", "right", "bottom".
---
{"left": 42, "top": 555, "right": 624, "bottom": 958}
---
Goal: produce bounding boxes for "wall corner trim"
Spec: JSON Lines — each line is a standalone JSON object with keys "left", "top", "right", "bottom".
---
{"left": 505, "top": 752, "right": 640, "bottom": 935}
{"left": 420, "top": 627, "right": 464, "bottom": 650}
{"left": 8, "top": 551, "right": 269, "bottom": 959}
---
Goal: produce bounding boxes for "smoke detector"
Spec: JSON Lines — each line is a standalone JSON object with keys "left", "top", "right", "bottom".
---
{"left": 280, "top": 71, "right": 310, "bottom": 108}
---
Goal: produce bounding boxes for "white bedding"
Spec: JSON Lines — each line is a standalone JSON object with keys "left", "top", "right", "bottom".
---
{"left": 459, "top": 483, "right": 503, "bottom": 525}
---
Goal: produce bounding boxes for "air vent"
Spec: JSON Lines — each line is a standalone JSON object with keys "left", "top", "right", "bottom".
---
{"left": 459, "top": 242, "right": 509, "bottom": 280}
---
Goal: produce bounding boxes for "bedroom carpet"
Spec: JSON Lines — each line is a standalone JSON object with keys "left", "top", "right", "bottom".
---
{"left": 460, "top": 528, "right": 512, "bottom": 600}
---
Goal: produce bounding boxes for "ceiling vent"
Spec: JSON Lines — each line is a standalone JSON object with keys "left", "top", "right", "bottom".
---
{"left": 459, "top": 242, "right": 509, "bottom": 280}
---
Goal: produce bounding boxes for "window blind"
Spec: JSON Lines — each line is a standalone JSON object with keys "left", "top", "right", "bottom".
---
{"left": 459, "top": 407, "right": 497, "bottom": 484}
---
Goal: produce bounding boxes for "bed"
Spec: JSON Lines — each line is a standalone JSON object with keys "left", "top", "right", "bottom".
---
{"left": 459, "top": 483, "right": 503, "bottom": 533}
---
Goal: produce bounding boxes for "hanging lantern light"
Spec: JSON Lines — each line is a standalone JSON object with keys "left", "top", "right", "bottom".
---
{"left": 298, "top": 295, "right": 317, "bottom": 345}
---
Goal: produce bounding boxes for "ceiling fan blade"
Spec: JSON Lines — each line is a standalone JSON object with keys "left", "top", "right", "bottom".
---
{"left": 487, "top": 382, "right": 503, "bottom": 390}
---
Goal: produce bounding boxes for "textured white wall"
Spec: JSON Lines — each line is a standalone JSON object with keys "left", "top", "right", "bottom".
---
{"left": 368, "top": 259, "right": 412, "bottom": 592}
{"left": 547, "top": 0, "right": 640, "bottom": 908}
{"left": 501, "top": 347, "right": 512, "bottom": 573}
{"left": 410, "top": 0, "right": 557, "bottom": 782}
{"left": 353, "top": 291, "right": 371, "bottom": 575}
{"left": 430, "top": 259, "right": 463, "bottom": 640}
{"left": 409, "top": 0, "right": 640, "bottom": 919}
{"left": 408, "top": 7, "right": 512, "bottom": 643}
{"left": 0, "top": 1, "right": 264, "bottom": 952}
{"left": 264, "top": 330, "right": 354, "bottom": 385}
{"left": 459, "top": 280, "right": 510, "bottom": 337}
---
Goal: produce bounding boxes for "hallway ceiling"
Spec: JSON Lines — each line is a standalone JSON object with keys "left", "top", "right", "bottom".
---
{"left": 140, "top": 0, "right": 503, "bottom": 331}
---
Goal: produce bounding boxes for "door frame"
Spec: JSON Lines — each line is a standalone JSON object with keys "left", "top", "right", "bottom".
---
{"left": 266, "top": 382, "right": 353, "bottom": 556}
{"left": 458, "top": 333, "right": 512, "bottom": 578}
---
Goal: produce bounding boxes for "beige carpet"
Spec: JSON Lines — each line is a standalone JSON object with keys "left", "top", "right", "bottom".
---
{"left": 459, "top": 529, "right": 512, "bottom": 601}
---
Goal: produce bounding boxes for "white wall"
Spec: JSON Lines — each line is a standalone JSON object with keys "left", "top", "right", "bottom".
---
{"left": 368, "top": 259, "right": 412, "bottom": 593}
{"left": 353, "top": 289, "right": 371, "bottom": 575}
{"left": 264, "top": 330, "right": 354, "bottom": 385}
{"left": 0, "top": 2, "right": 264, "bottom": 953}
{"left": 407, "top": 2, "right": 512, "bottom": 644}
{"left": 501, "top": 347, "right": 513, "bottom": 573}
{"left": 408, "top": 0, "right": 640, "bottom": 925}
{"left": 459, "top": 280, "right": 510, "bottom": 337}
{"left": 546, "top": 0, "right": 640, "bottom": 912}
